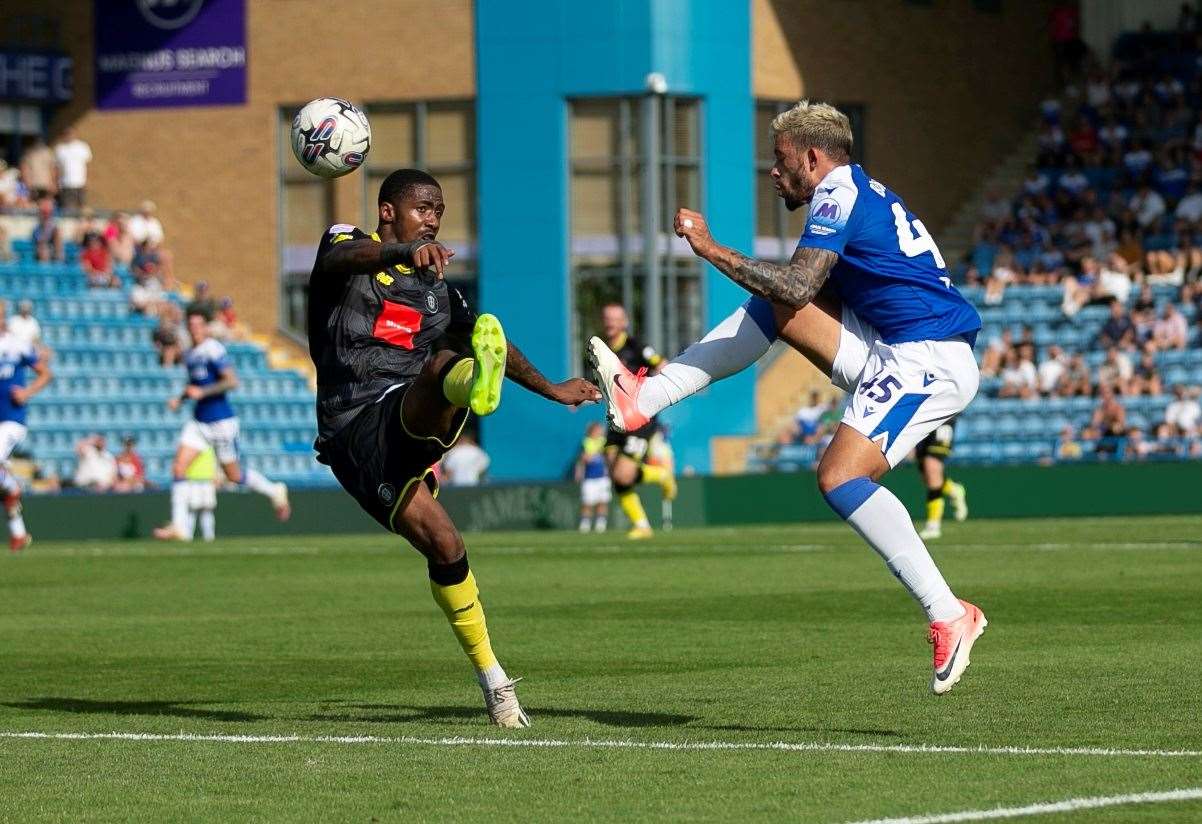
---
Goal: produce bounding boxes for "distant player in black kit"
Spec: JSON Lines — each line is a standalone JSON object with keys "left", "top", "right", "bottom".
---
{"left": 309, "top": 169, "right": 599, "bottom": 727}
{"left": 916, "top": 417, "right": 968, "bottom": 540}
{"left": 596, "top": 303, "right": 675, "bottom": 539}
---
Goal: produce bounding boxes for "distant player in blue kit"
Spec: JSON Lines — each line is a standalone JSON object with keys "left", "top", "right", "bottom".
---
{"left": 590, "top": 101, "right": 987, "bottom": 694}
{"left": 0, "top": 307, "right": 52, "bottom": 551}
{"left": 575, "top": 421, "right": 611, "bottom": 532}
{"left": 154, "top": 312, "right": 290, "bottom": 540}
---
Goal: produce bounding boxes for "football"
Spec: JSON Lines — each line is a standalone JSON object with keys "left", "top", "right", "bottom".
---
{"left": 290, "top": 97, "right": 371, "bottom": 178}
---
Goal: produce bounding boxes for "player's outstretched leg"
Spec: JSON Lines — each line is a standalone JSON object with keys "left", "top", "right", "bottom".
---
{"left": 392, "top": 482, "right": 529, "bottom": 728}
{"left": 818, "top": 425, "right": 986, "bottom": 695}
{"left": 2, "top": 469, "right": 31, "bottom": 552}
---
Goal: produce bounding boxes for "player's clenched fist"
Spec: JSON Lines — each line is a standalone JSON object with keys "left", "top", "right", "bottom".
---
{"left": 411, "top": 240, "right": 454, "bottom": 277}
{"left": 674, "top": 208, "right": 715, "bottom": 256}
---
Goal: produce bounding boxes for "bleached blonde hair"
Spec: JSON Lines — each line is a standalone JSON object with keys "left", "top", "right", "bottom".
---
{"left": 771, "top": 100, "right": 853, "bottom": 160}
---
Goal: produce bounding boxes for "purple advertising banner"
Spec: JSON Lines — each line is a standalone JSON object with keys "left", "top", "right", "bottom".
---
{"left": 95, "top": 0, "right": 246, "bottom": 109}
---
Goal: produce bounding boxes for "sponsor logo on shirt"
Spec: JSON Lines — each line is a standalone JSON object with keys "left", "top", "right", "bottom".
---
{"left": 808, "top": 224, "right": 836, "bottom": 236}
{"left": 376, "top": 272, "right": 394, "bottom": 286}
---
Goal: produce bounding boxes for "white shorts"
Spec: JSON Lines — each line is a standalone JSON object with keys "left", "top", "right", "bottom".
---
{"left": 0, "top": 421, "right": 27, "bottom": 464}
{"left": 581, "top": 476, "right": 613, "bottom": 506}
{"left": 185, "top": 480, "right": 217, "bottom": 511}
{"left": 179, "top": 418, "right": 240, "bottom": 464}
{"left": 830, "top": 306, "right": 979, "bottom": 468}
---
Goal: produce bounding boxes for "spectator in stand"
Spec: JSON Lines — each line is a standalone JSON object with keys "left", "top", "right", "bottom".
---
{"left": 1022, "top": 165, "right": 1050, "bottom": 197}
{"left": 53, "top": 127, "right": 92, "bottom": 210}
{"left": 128, "top": 200, "right": 164, "bottom": 246}
{"left": 186, "top": 281, "right": 218, "bottom": 321}
{"left": 131, "top": 239, "right": 163, "bottom": 281}
{"left": 19, "top": 137, "right": 56, "bottom": 201}
{"left": 75, "top": 207, "right": 105, "bottom": 245}
{"left": 1130, "top": 350, "right": 1163, "bottom": 396}
{"left": 8, "top": 300, "right": 41, "bottom": 347}
{"left": 1128, "top": 182, "right": 1166, "bottom": 229}
{"left": 1175, "top": 180, "right": 1202, "bottom": 225}
{"left": 210, "top": 297, "right": 241, "bottom": 341}
{"left": 31, "top": 197, "right": 63, "bottom": 263}
{"left": 1097, "top": 113, "right": 1129, "bottom": 164}
{"left": 1085, "top": 384, "right": 1127, "bottom": 453}
{"left": 130, "top": 270, "right": 169, "bottom": 317}
{"left": 1054, "top": 424, "right": 1084, "bottom": 461}
{"left": 998, "top": 348, "right": 1038, "bottom": 400}
{"left": 104, "top": 211, "right": 135, "bottom": 266}
{"left": 1154, "top": 149, "right": 1190, "bottom": 201}
{"left": 1097, "top": 346, "right": 1134, "bottom": 394}
{"left": 1058, "top": 352, "right": 1094, "bottom": 397}
{"left": 792, "top": 389, "right": 830, "bottom": 444}
{"left": 441, "top": 432, "right": 490, "bottom": 487}
{"left": 113, "top": 435, "right": 148, "bottom": 493}
{"left": 984, "top": 245, "right": 1019, "bottom": 305}
{"left": 1038, "top": 345, "right": 1068, "bottom": 395}
{"left": 1097, "top": 298, "right": 1135, "bottom": 348}
{"left": 1163, "top": 384, "right": 1201, "bottom": 436}
{"left": 1066, "top": 116, "right": 1099, "bottom": 162}
{"left": 0, "top": 158, "right": 27, "bottom": 210}
{"left": 73, "top": 434, "right": 117, "bottom": 492}
{"left": 979, "top": 327, "right": 1014, "bottom": 378}
{"left": 1133, "top": 283, "right": 1156, "bottom": 315}
{"left": 81, "top": 234, "right": 116, "bottom": 288}
{"left": 1123, "top": 427, "right": 1152, "bottom": 461}
{"left": 152, "top": 305, "right": 184, "bottom": 366}
{"left": 1153, "top": 302, "right": 1189, "bottom": 350}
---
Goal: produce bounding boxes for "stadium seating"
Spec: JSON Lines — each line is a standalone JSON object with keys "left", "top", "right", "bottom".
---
{"left": 2, "top": 238, "right": 332, "bottom": 487}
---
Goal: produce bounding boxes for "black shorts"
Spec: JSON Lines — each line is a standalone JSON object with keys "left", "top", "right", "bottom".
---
{"left": 605, "top": 421, "right": 658, "bottom": 463}
{"left": 916, "top": 420, "right": 956, "bottom": 462}
{"left": 315, "top": 385, "right": 467, "bottom": 533}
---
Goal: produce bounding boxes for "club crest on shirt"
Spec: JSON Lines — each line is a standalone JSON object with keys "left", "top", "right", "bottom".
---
{"left": 425, "top": 292, "right": 438, "bottom": 313}
{"left": 377, "top": 483, "right": 396, "bottom": 505}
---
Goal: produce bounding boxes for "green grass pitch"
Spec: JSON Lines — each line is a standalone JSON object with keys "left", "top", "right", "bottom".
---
{"left": 1, "top": 515, "right": 1200, "bottom": 822}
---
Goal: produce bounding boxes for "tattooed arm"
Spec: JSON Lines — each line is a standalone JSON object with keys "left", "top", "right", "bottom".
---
{"left": 506, "top": 341, "right": 601, "bottom": 407}
{"left": 673, "top": 208, "right": 837, "bottom": 308}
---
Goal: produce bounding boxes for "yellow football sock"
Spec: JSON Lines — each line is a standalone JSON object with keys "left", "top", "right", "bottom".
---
{"left": 619, "top": 490, "right": 650, "bottom": 528}
{"left": 430, "top": 570, "right": 498, "bottom": 672}
{"left": 926, "top": 495, "right": 946, "bottom": 525}
{"left": 639, "top": 464, "right": 668, "bottom": 485}
{"left": 940, "top": 479, "right": 956, "bottom": 496}
{"left": 441, "top": 357, "right": 475, "bottom": 408}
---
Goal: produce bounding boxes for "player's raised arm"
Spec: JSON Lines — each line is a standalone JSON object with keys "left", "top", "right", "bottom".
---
{"left": 315, "top": 226, "right": 454, "bottom": 279}
{"left": 505, "top": 341, "right": 601, "bottom": 408}
{"left": 674, "top": 208, "right": 837, "bottom": 309}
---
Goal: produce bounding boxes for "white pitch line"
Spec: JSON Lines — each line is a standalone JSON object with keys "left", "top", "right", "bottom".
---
{"left": 0, "top": 731, "right": 1199, "bottom": 759}
{"left": 841, "top": 787, "right": 1202, "bottom": 824}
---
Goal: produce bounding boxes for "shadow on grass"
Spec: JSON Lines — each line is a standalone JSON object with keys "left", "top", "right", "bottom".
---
{"left": 311, "top": 701, "right": 696, "bottom": 728}
{"left": 3, "top": 697, "right": 266, "bottom": 723}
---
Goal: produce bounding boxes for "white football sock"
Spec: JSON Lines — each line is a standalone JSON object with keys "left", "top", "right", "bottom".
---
{"left": 181, "top": 510, "right": 197, "bottom": 542}
{"left": 170, "top": 481, "right": 189, "bottom": 535}
{"left": 824, "top": 477, "right": 965, "bottom": 623}
{"left": 8, "top": 512, "right": 26, "bottom": 539}
{"left": 242, "top": 467, "right": 276, "bottom": 498}
{"left": 578, "top": 517, "right": 591, "bottom": 533}
{"left": 477, "top": 662, "right": 510, "bottom": 691}
{"left": 594, "top": 515, "right": 607, "bottom": 532}
{"left": 199, "top": 510, "right": 216, "bottom": 542}
{"left": 636, "top": 298, "right": 776, "bottom": 419}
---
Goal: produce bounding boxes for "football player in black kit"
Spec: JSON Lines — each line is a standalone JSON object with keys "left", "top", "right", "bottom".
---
{"left": 309, "top": 169, "right": 599, "bottom": 727}
{"left": 597, "top": 303, "right": 676, "bottom": 539}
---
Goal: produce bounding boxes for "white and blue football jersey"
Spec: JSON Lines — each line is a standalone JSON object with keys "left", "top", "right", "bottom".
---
{"left": 184, "top": 338, "right": 235, "bottom": 423}
{"left": 0, "top": 333, "right": 38, "bottom": 426}
{"left": 797, "top": 164, "right": 981, "bottom": 346}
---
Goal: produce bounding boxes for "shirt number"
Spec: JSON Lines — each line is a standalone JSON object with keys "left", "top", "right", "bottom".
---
{"left": 891, "top": 202, "right": 946, "bottom": 269}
